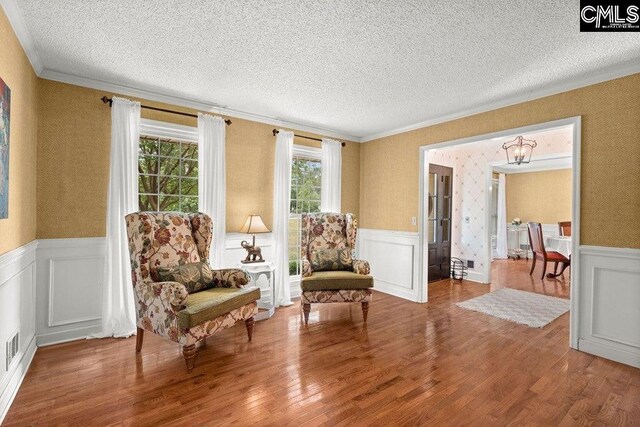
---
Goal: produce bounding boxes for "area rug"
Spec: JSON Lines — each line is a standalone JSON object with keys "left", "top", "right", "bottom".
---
{"left": 456, "top": 288, "right": 570, "bottom": 328}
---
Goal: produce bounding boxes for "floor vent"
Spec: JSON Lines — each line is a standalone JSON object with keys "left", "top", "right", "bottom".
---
{"left": 6, "top": 331, "right": 19, "bottom": 371}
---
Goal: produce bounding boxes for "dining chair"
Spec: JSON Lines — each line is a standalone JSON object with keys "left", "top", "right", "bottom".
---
{"left": 527, "top": 222, "right": 570, "bottom": 280}
{"left": 558, "top": 221, "right": 572, "bottom": 237}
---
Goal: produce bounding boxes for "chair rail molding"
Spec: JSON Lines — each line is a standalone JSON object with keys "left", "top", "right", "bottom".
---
{"left": 0, "top": 241, "right": 38, "bottom": 424}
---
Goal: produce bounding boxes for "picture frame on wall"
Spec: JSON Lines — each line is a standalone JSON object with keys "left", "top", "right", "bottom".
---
{"left": 0, "top": 76, "right": 10, "bottom": 219}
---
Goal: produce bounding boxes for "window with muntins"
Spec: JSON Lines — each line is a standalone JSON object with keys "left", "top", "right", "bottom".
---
{"left": 288, "top": 147, "right": 322, "bottom": 276}
{"left": 138, "top": 136, "right": 198, "bottom": 213}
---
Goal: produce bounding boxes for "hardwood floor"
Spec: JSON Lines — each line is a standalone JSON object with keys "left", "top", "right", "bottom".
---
{"left": 5, "top": 261, "right": 638, "bottom": 426}
{"left": 489, "top": 258, "right": 571, "bottom": 299}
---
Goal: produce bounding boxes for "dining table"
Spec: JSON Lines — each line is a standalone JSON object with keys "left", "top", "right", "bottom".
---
{"left": 545, "top": 235, "right": 572, "bottom": 278}
{"left": 546, "top": 235, "right": 571, "bottom": 258}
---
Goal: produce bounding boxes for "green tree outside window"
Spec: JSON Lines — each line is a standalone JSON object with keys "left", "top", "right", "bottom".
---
{"left": 289, "top": 156, "right": 321, "bottom": 275}
{"left": 138, "top": 136, "right": 198, "bottom": 213}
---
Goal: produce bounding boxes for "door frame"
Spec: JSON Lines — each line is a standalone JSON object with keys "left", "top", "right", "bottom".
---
{"left": 417, "top": 116, "right": 581, "bottom": 349}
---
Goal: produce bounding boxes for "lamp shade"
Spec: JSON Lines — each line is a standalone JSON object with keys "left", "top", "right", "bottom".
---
{"left": 239, "top": 215, "right": 270, "bottom": 234}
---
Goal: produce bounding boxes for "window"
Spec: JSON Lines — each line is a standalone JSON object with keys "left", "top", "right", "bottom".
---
{"left": 138, "top": 135, "right": 198, "bottom": 213}
{"left": 290, "top": 157, "right": 322, "bottom": 214}
{"left": 491, "top": 177, "right": 499, "bottom": 238}
{"left": 288, "top": 146, "right": 322, "bottom": 276}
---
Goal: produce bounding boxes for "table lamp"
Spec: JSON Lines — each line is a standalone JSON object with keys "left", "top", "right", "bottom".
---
{"left": 239, "top": 214, "right": 270, "bottom": 263}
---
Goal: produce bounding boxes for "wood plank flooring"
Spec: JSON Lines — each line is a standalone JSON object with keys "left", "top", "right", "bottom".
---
{"left": 4, "top": 260, "right": 638, "bottom": 426}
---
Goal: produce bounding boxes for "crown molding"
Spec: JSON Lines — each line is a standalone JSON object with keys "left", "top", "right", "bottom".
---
{"left": 4, "top": 0, "right": 640, "bottom": 145}
{"left": 2, "top": 0, "right": 360, "bottom": 141}
{"left": 0, "top": 0, "right": 43, "bottom": 74}
{"left": 39, "top": 69, "right": 362, "bottom": 142}
{"left": 360, "top": 61, "right": 640, "bottom": 142}
{"left": 42, "top": 60, "right": 640, "bottom": 145}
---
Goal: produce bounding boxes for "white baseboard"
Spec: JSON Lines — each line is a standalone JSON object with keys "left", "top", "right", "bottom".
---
{"left": 0, "top": 241, "right": 38, "bottom": 424}
{"left": 36, "top": 325, "right": 102, "bottom": 347}
{"left": 465, "top": 269, "right": 486, "bottom": 283}
{"left": 579, "top": 338, "right": 640, "bottom": 369}
{"left": 0, "top": 334, "right": 36, "bottom": 424}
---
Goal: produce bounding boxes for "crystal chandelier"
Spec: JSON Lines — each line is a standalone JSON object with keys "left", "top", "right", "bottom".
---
{"left": 502, "top": 136, "right": 537, "bottom": 165}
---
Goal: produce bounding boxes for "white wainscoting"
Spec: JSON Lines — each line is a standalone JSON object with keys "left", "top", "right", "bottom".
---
{"left": 36, "top": 238, "right": 105, "bottom": 346}
{"left": 35, "top": 234, "right": 287, "bottom": 346}
{"left": 0, "top": 241, "right": 37, "bottom": 423}
{"left": 357, "top": 229, "right": 421, "bottom": 302}
{"left": 578, "top": 245, "right": 640, "bottom": 368}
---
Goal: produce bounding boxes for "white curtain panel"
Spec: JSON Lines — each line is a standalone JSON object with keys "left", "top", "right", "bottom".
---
{"left": 320, "top": 138, "right": 342, "bottom": 212}
{"left": 495, "top": 173, "right": 508, "bottom": 259}
{"left": 96, "top": 97, "right": 140, "bottom": 338}
{"left": 273, "top": 130, "right": 294, "bottom": 307}
{"left": 198, "top": 113, "right": 227, "bottom": 268}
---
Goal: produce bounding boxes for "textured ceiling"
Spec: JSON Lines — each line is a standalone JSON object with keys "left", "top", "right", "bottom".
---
{"left": 13, "top": 0, "right": 640, "bottom": 139}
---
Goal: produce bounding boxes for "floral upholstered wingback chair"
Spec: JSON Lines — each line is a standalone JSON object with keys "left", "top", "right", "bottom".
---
{"left": 125, "top": 212, "right": 260, "bottom": 372}
{"left": 300, "top": 213, "right": 373, "bottom": 324}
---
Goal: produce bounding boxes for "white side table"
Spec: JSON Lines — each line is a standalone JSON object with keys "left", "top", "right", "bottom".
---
{"left": 240, "top": 261, "right": 276, "bottom": 321}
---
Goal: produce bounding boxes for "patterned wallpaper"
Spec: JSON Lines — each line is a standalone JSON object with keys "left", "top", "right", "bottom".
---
{"left": 426, "top": 126, "right": 573, "bottom": 274}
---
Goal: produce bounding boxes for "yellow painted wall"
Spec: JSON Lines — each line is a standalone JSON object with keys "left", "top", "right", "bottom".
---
{"left": 36, "top": 80, "right": 360, "bottom": 238}
{"left": 506, "top": 169, "right": 572, "bottom": 224}
{"left": 0, "top": 9, "right": 38, "bottom": 255}
{"left": 360, "top": 73, "right": 640, "bottom": 249}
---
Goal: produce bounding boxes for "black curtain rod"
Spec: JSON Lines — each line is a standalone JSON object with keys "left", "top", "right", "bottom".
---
{"left": 272, "top": 129, "right": 345, "bottom": 147}
{"left": 101, "top": 96, "right": 232, "bottom": 126}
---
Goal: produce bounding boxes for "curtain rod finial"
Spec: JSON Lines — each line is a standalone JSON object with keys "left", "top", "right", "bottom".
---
{"left": 272, "top": 129, "right": 278, "bottom": 136}
{"left": 101, "top": 96, "right": 112, "bottom": 106}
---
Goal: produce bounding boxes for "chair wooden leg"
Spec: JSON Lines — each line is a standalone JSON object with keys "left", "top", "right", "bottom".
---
{"left": 245, "top": 317, "right": 255, "bottom": 342}
{"left": 529, "top": 257, "right": 536, "bottom": 275}
{"left": 558, "top": 262, "right": 570, "bottom": 276}
{"left": 135, "top": 327, "right": 144, "bottom": 353}
{"left": 541, "top": 261, "right": 547, "bottom": 280}
{"left": 303, "top": 303, "right": 311, "bottom": 325}
{"left": 361, "top": 301, "right": 369, "bottom": 323}
{"left": 182, "top": 345, "right": 197, "bottom": 373}
{"left": 553, "top": 262, "right": 559, "bottom": 275}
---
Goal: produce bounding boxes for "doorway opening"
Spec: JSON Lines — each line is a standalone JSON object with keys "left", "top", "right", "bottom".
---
{"left": 417, "top": 117, "right": 581, "bottom": 349}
